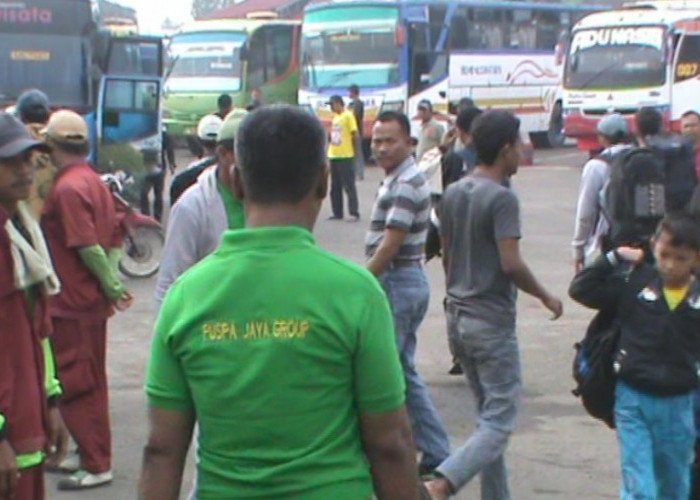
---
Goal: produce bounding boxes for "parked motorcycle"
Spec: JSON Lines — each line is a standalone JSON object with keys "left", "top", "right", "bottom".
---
{"left": 101, "top": 172, "right": 164, "bottom": 279}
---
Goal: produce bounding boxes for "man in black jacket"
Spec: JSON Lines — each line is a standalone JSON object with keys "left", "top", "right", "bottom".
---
{"left": 570, "top": 213, "right": 700, "bottom": 499}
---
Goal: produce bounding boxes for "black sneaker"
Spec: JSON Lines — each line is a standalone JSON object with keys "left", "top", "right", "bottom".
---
{"left": 448, "top": 362, "right": 464, "bottom": 376}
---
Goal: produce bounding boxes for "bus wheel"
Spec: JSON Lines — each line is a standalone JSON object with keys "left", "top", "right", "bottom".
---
{"left": 530, "top": 102, "right": 565, "bottom": 149}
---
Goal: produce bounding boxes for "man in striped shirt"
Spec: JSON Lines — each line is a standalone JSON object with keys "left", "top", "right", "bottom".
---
{"left": 366, "top": 111, "right": 450, "bottom": 476}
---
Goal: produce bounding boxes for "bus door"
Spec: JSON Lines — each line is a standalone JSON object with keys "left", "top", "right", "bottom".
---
{"left": 96, "top": 37, "right": 163, "bottom": 200}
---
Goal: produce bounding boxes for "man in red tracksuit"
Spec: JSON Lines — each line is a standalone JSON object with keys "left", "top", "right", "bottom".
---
{"left": 0, "top": 112, "right": 69, "bottom": 499}
{"left": 40, "top": 110, "right": 133, "bottom": 491}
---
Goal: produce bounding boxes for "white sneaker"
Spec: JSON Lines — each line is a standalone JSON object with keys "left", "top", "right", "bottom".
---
{"left": 46, "top": 450, "right": 80, "bottom": 474}
{"left": 57, "top": 470, "right": 113, "bottom": 490}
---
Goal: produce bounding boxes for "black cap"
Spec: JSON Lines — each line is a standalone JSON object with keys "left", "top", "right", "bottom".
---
{"left": 16, "top": 89, "right": 50, "bottom": 122}
{"left": 328, "top": 95, "right": 344, "bottom": 106}
{"left": 0, "top": 112, "right": 47, "bottom": 158}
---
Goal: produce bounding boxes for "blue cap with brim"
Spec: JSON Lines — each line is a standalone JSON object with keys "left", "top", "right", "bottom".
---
{"left": 597, "top": 113, "right": 628, "bottom": 138}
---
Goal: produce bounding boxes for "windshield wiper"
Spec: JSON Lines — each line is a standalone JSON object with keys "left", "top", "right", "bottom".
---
{"left": 318, "top": 69, "right": 361, "bottom": 93}
{"left": 573, "top": 45, "right": 656, "bottom": 90}
{"left": 164, "top": 55, "right": 180, "bottom": 82}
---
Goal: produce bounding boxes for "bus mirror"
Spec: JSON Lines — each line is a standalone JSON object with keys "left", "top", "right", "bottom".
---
{"left": 438, "top": 90, "right": 447, "bottom": 99}
{"left": 395, "top": 26, "right": 407, "bottom": 46}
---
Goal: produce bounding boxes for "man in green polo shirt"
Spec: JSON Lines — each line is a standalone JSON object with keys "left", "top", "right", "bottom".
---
{"left": 140, "top": 106, "right": 419, "bottom": 499}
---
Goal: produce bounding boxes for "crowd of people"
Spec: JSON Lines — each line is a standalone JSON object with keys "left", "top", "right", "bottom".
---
{"left": 2, "top": 79, "right": 700, "bottom": 500}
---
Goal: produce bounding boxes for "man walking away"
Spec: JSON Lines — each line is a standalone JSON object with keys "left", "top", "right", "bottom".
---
{"left": 348, "top": 84, "right": 365, "bottom": 179}
{"left": 366, "top": 110, "right": 451, "bottom": 477}
{"left": 426, "top": 110, "right": 563, "bottom": 500}
{"left": 0, "top": 112, "right": 69, "bottom": 500}
{"left": 155, "top": 111, "right": 246, "bottom": 310}
{"left": 170, "top": 115, "right": 223, "bottom": 206}
{"left": 416, "top": 100, "right": 445, "bottom": 162}
{"left": 140, "top": 105, "right": 419, "bottom": 500}
{"left": 15, "top": 89, "right": 55, "bottom": 219}
{"left": 681, "top": 110, "right": 700, "bottom": 180}
{"left": 40, "top": 110, "right": 133, "bottom": 491}
{"left": 328, "top": 95, "right": 360, "bottom": 221}
{"left": 214, "top": 94, "right": 232, "bottom": 120}
{"left": 139, "top": 148, "right": 165, "bottom": 222}
{"left": 572, "top": 113, "right": 631, "bottom": 272}
{"left": 440, "top": 107, "right": 483, "bottom": 189}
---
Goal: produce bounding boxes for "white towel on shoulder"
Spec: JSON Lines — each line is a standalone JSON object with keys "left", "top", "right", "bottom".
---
{"left": 5, "top": 201, "right": 60, "bottom": 295}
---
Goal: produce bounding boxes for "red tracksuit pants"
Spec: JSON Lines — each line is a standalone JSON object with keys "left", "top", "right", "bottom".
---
{"left": 15, "top": 464, "right": 44, "bottom": 500}
{"left": 52, "top": 318, "right": 111, "bottom": 473}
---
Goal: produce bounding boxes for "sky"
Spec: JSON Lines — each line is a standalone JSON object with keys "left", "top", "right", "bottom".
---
{"left": 117, "top": 0, "right": 193, "bottom": 34}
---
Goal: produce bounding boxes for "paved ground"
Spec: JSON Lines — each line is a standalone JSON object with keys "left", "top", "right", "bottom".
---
{"left": 47, "top": 147, "right": 621, "bottom": 499}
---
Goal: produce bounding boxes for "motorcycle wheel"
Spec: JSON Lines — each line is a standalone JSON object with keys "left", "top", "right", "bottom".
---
{"left": 119, "top": 226, "right": 164, "bottom": 279}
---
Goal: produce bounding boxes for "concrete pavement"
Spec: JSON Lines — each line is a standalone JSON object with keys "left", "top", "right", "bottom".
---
{"left": 48, "top": 148, "right": 620, "bottom": 499}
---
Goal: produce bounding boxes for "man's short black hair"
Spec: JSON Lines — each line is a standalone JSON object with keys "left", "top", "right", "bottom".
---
{"left": 636, "top": 107, "right": 663, "bottom": 137}
{"left": 376, "top": 111, "right": 411, "bottom": 137}
{"left": 655, "top": 213, "right": 700, "bottom": 250}
{"left": 218, "top": 94, "right": 233, "bottom": 110}
{"left": 682, "top": 110, "right": 700, "bottom": 121}
{"left": 236, "top": 105, "right": 326, "bottom": 204}
{"left": 471, "top": 110, "right": 521, "bottom": 166}
{"left": 456, "top": 107, "right": 482, "bottom": 134}
{"left": 348, "top": 84, "right": 360, "bottom": 94}
{"left": 49, "top": 140, "right": 90, "bottom": 156}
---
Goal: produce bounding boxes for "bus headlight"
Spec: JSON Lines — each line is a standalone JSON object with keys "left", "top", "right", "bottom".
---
{"left": 380, "top": 101, "right": 404, "bottom": 112}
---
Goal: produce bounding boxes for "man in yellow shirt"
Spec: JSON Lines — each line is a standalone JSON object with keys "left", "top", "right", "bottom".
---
{"left": 328, "top": 95, "right": 360, "bottom": 222}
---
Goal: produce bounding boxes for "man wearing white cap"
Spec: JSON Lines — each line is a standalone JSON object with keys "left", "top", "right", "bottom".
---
{"left": 155, "top": 110, "right": 247, "bottom": 310}
{"left": 572, "top": 113, "right": 631, "bottom": 272}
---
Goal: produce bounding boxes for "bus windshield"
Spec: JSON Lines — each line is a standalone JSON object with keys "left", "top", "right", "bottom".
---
{"left": 301, "top": 6, "right": 400, "bottom": 89}
{"left": 167, "top": 31, "right": 246, "bottom": 92}
{"left": 565, "top": 26, "right": 667, "bottom": 89}
{"left": 0, "top": 0, "right": 94, "bottom": 107}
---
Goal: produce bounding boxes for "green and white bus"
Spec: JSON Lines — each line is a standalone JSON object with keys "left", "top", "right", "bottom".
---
{"left": 164, "top": 18, "right": 301, "bottom": 150}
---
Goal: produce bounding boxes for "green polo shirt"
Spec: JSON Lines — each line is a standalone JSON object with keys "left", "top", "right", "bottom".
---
{"left": 147, "top": 226, "right": 406, "bottom": 500}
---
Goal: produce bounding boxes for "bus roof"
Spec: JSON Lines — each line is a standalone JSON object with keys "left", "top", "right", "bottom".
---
{"left": 305, "top": 0, "right": 606, "bottom": 13}
{"left": 574, "top": 6, "right": 700, "bottom": 29}
{"left": 624, "top": 0, "right": 700, "bottom": 9}
{"left": 174, "top": 17, "right": 300, "bottom": 36}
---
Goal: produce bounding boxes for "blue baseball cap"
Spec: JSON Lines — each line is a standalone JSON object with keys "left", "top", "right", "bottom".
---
{"left": 597, "top": 113, "right": 628, "bottom": 138}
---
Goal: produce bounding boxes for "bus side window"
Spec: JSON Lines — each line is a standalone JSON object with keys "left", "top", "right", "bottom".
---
{"left": 507, "top": 9, "right": 535, "bottom": 50}
{"left": 675, "top": 35, "right": 700, "bottom": 83}
{"left": 535, "top": 11, "right": 561, "bottom": 50}
{"left": 449, "top": 7, "right": 469, "bottom": 50}
{"left": 469, "top": 8, "right": 504, "bottom": 49}
{"left": 247, "top": 30, "right": 266, "bottom": 90}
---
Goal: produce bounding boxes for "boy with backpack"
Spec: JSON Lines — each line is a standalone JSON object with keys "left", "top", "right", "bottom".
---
{"left": 570, "top": 213, "right": 700, "bottom": 498}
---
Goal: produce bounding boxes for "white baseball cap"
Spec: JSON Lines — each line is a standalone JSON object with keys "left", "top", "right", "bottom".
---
{"left": 197, "top": 114, "right": 223, "bottom": 141}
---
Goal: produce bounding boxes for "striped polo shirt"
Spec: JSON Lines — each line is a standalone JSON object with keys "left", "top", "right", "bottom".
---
{"left": 365, "top": 156, "right": 431, "bottom": 262}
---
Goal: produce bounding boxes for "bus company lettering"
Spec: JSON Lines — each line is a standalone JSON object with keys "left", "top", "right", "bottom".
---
{"left": 0, "top": 6, "right": 52, "bottom": 24}
{"left": 572, "top": 27, "right": 664, "bottom": 53}
{"left": 202, "top": 319, "right": 311, "bottom": 342}
{"left": 461, "top": 64, "right": 502, "bottom": 76}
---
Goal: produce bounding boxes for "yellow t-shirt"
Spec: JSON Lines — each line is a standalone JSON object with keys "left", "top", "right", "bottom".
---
{"left": 328, "top": 110, "right": 357, "bottom": 159}
{"left": 663, "top": 284, "right": 690, "bottom": 311}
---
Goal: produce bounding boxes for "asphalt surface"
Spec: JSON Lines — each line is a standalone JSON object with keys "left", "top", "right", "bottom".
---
{"left": 47, "top": 147, "right": 622, "bottom": 499}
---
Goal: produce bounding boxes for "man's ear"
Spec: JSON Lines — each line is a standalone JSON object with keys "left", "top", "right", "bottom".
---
{"left": 316, "top": 162, "right": 329, "bottom": 200}
{"left": 231, "top": 166, "right": 245, "bottom": 200}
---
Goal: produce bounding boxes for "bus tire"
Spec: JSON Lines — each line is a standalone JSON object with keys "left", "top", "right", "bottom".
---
{"left": 530, "top": 102, "right": 565, "bottom": 149}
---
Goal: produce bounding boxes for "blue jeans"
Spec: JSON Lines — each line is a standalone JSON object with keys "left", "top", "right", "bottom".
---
{"left": 380, "top": 265, "right": 450, "bottom": 468}
{"left": 438, "top": 310, "right": 521, "bottom": 500}
{"left": 615, "top": 380, "right": 695, "bottom": 499}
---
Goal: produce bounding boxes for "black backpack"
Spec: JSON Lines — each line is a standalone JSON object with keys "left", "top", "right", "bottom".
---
{"left": 648, "top": 135, "right": 698, "bottom": 212}
{"left": 572, "top": 309, "right": 621, "bottom": 429}
{"left": 602, "top": 147, "right": 666, "bottom": 247}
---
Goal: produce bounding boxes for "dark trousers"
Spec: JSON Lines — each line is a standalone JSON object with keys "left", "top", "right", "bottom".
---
{"left": 53, "top": 318, "right": 111, "bottom": 473}
{"left": 140, "top": 171, "right": 164, "bottom": 222}
{"left": 330, "top": 158, "right": 359, "bottom": 218}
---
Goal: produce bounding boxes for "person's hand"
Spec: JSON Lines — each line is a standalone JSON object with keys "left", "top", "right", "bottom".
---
{"left": 542, "top": 293, "right": 563, "bottom": 320}
{"left": 114, "top": 291, "right": 134, "bottom": 312}
{"left": 0, "top": 440, "right": 18, "bottom": 500}
{"left": 424, "top": 478, "right": 451, "bottom": 500}
{"left": 45, "top": 408, "right": 69, "bottom": 467}
{"left": 616, "top": 246, "right": 644, "bottom": 264}
{"left": 574, "top": 258, "right": 584, "bottom": 274}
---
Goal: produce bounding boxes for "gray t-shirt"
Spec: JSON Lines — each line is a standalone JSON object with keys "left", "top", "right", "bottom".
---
{"left": 441, "top": 175, "right": 521, "bottom": 327}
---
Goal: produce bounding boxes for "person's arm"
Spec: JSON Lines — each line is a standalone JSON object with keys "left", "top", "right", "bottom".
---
{"left": 154, "top": 202, "right": 201, "bottom": 310}
{"left": 139, "top": 407, "right": 194, "bottom": 500}
{"left": 494, "top": 191, "right": 563, "bottom": 318}
{"left": 569, "top": 248, "right": 639, "bottom": 310}
{"left": 360, "top": 408, "right": 418, "bottom": 500}
{"left": 354, "top": 290, "right": 419, "bottom": 499}
{"left": 0, "top": 319, "right": 16, "bottom": 500}
{"left": 141, "top": 285, "right": 195, "bottom": 499}
{"left": 367, "top": 183, "right": 419, "bottom": 276}
{"left": 572, "top": 160, "right": 606, "bottom": 272}
{"left": 78, "top": 245, "right": 126, "bottom": 301}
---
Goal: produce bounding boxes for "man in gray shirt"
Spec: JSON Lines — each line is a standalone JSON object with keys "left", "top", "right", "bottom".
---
{"left": 426, "top": 110, "right": 563, "bottom": 500}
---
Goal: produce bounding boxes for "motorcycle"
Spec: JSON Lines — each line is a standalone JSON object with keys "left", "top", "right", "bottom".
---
{"left": 101, "top": 172, "right": 164, "bottom": 279}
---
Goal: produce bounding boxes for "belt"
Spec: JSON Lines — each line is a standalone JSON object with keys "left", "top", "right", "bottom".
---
{"left": 388, "top": 260, "right": 422, "bottom": 268}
